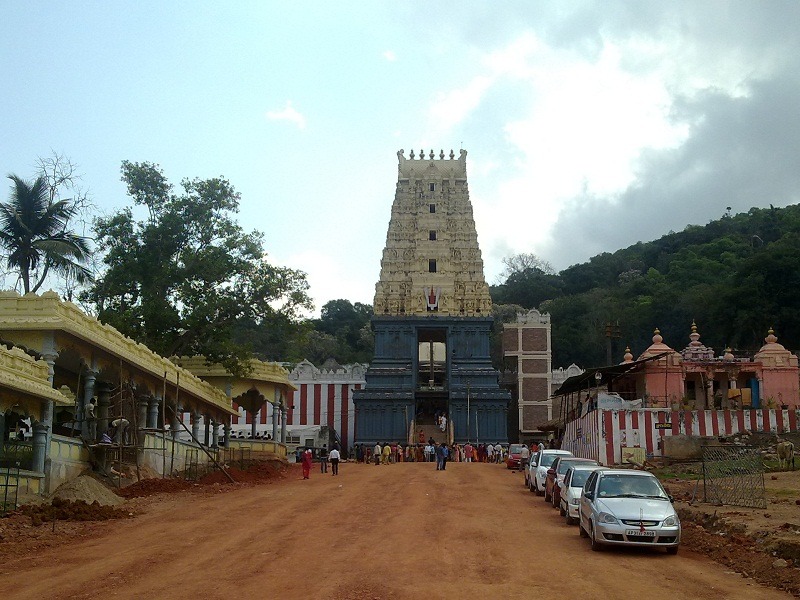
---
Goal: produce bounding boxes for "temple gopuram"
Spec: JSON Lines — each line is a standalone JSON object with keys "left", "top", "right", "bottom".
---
{"left": 353, "top": 149, "right": 510, "bottom": 445}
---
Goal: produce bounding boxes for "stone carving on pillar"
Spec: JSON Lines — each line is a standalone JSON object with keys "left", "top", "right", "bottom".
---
{"left": 172, "top": 405, "right": 182, "bottom": 440}
{"left": 191, "top": 410, "right": 201, "bottom": 442}
{"left": 97, "top": 383, "right": 112, "bottom": 441}
{"left": 211, "top": 420, "right": 220, "bottom": 448}
{"left": 148, "top": 395, "right": 160, "bottom": 429}
{"left": 137, "top": 394, "right": 149, "bottom": 446}
{"left": 80, "top": 367, "right": 98, "bottom": 439}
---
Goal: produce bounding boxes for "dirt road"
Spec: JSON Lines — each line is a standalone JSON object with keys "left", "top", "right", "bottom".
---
{"left": 1, "top": 462, "right": 792, "bottom": 599}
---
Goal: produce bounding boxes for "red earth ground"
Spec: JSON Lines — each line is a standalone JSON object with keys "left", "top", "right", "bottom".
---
{"left": 1, "top": 460, "right": 799, "bottom": 599}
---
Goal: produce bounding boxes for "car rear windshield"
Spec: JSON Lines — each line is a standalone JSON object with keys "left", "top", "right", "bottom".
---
{"left": 540, "top": 454, "right": 560, "bottom": 467}
{"left": 569, "top": 469, "right": 593, "bottom": 487}
{"left": 509, "top": 444, "right": 526, "bottom": 454}
{"left": 597, "top": 474, "right": 667, "bottom": 498}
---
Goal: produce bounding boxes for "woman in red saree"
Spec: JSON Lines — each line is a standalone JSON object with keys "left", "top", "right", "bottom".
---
{"left": 301, "top": 448, "right": 313, "bottom": 479}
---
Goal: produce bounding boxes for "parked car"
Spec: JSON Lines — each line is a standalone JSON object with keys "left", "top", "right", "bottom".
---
{"left": 528, "top": 449, "right": 572, "bottom": 495}
{"left": 561, "top": 465, "right": 607, "bottom": 524}
{"left": 506, "top": 443, "right": 528, "bottom": 470}
{"left": 545, "top": 457, "right": 600, "bottom": 507}
{"left": 579, "top": 469, "right": 681, "bottom": 554}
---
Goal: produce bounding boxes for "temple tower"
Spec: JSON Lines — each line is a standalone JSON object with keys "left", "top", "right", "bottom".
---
{"left": 353, "top": 149, "right": 510, "bottom": 445}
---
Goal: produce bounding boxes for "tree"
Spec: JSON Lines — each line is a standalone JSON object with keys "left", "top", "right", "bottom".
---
{"left": 0, "top": 172, "right": 92, "bottom": 294}
{"left": 82, "top": 161, "right": 312, "bottom": 374}
{"left": 497, "top": 252, "right": 555, "bottom": 281}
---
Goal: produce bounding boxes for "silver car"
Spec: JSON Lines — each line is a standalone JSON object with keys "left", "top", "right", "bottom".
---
{"left": 560, "top": 465, "right": 607, "bottom": 524}
{"left": 527, "top": 449, "right": 572, "bottom": 495}
{"left": 579, "top": 469, "right": 680, "bottom": 554}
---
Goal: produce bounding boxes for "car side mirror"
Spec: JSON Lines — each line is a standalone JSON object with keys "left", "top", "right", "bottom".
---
{"left": 668, "top": 495, "right": 674, "bottom": 503}
{"left": 584, "top": 492, "right": 593, "bottom": 500}
{"left": 547, "top": 468, "right": 555, "bottom": 475}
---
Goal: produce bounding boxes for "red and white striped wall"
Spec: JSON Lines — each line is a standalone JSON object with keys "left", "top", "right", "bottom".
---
{"left": 229, "top": 360, "right": 366, "bottom": 449}
{"left": 562, "top": 408, "right": 800, "bottom": 465}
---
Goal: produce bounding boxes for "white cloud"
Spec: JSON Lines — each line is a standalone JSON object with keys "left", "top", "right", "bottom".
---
{"left": 275, "top": 248, "right": 375, "bottom": 318}
{"left": 382, "top": 50, "right": 396, "bottom": 62}
{"left": 265, "top": 101, "right": 307, "bottom": 129}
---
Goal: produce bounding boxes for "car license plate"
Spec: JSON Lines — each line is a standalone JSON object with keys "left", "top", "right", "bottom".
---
{"left": 626, "top": 529, "right": 655, "bottom": 536}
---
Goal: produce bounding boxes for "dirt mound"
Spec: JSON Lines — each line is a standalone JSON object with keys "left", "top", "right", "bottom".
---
{"left": 20, "top": 497, "right": 133, "bottom": 527}
{"left": 116, "top": 477, "right": 196, "bottom": 498}
{"left": 51, "top": 474, "right": 123, "bottom": 506}
{"left": 679, "top": 508, "right": 800, "bottom": 595}
{"left": 199, "top": 460, "right": 291, "bottom": 485}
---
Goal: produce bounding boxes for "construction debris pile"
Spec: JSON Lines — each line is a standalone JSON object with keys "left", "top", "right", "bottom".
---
{"left": 21, "top": 497, "right": 133, "bottom": 527}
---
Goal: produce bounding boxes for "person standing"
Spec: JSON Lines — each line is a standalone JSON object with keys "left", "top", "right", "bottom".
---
{"left": 434, "top": 443, "right": 444, "bottom": 470}
{"left": 301, "top": 447, "right": 313, "bottom": 479}
{"left": 320, "top": 444, "right": 329, "bottom": 473}
{"left": 374, "top": 442, "right": 382, "bottom": 465}
{"left": 382, "top": 443, "right": 391, "bottom": 465}
{"left": 519, "top": 443, "right": 530, "bottom": 472}
{"left": 464, "top": 442, "right": 474, "bottom": 462}
{"left": 494, "top": 442, "right": 503, "bottom": 463}
{"left": 441, "top": 443, "right": 449, "bottom": 470}
{"left": 329, "top": 447, "right": 341, "bottom": 475}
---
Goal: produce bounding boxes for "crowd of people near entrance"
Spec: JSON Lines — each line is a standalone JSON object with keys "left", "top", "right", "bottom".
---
{"left": 297, "top": 439, "right": 511, "bottom": 480}
{"left": 349, "top": 440, "right": 507, "bottom": 465}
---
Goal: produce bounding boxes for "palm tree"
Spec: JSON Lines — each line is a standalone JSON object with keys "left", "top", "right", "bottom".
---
{"left": 0, "top": 174, "right": 92, "bottom": 293}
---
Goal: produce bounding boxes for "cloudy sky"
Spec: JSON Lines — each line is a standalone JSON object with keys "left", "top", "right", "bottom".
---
{"left": 2, "top": 2, "right": 799, "bottom": 314}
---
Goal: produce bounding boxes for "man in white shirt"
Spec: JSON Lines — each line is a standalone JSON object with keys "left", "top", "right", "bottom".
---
{"left": 329, "top": 447, "right": 341, "bottom": 475}
{"left": 494, "top": 443, "right": 503, "bottom": 463}
{"left": 373, "top": 443, "right": 381, "bottom": 465}
{"left": 519, "top": 444, "right": 530, "bottom": 472}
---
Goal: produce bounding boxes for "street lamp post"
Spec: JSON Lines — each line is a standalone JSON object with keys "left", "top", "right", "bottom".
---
{"left": 594, "top": 371, "right": 602, "bottom": 409}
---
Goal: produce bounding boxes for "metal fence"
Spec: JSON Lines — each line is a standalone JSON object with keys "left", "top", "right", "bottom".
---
{"left": 702, "top": 445, "right": 766, "bottom": 509}
{"left": 0, "top": 442, "right": 28, "bottom": 515}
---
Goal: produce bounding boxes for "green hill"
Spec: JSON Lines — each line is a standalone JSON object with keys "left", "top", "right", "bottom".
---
{"left": 490, "top": 204, "right": 800, "bottom": 369}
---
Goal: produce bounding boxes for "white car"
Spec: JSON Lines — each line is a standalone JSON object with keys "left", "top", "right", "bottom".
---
{"left": 560, "top": 465, "right": 607, "bottom": 524}
{"left": 527, "top": 449, "right": 572, "bottom": 495}
{"left": 579, "top": 469, "right": 681, "bottom": 554}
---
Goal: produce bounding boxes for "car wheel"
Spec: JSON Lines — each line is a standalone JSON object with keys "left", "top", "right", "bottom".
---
{"left": 544, "top": 489, "right": 551, "bottom": 502}
{"left": 559, "top": 504, "right": 566, "bottom": 517}
{"left": 565, "top": 513, "right": 575, "bottom": 526}
{"left": 666, "top": 546, "right": 679, "bottom": 555}
{"left": 579, "top": 519, "right": 587, "bottom": 537}
{"left": 590, "top": 523, "right": 603, "bottom": 552}
{"left": 552, "top": 493, "right": 559, "bottom": 509}
{"left": 528, "top": 479, "right": 535, "bottom": 493}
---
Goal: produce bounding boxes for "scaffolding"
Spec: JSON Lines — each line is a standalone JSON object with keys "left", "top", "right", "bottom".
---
{"left": 73, "top": 367, "right": 234, "bottom": 486}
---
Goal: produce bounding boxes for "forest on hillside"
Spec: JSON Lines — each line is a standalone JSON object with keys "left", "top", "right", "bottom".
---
{"left": 490, "top": 204, "right": 800, "bottom": 369}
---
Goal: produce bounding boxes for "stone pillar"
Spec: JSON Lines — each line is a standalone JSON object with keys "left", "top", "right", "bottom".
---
{"left": 147, "top": 395, "right": 160, "bottom": 429}
{"left": 41, "top": 352, "right": 58, "bottom": 461}
{"left": 204, "top": 415, "right": 211, "bottom": 446}
{"left": 191, "top": 410, "right": 201, "bottom": 442}
{"left": 251, "top": 408, "right": 258, "bottom": 439}
{"left": 272, "top": 401, "right": 279, "bottom": 442}
{"left": 0, "top": 412, "right": 5, "bottom": 444}
{"left": 80, "top": 368, "right": 98, "bottom": 438}
{"left": 211, "top": 420, "right": 220, "bottom": 448}
{"left": 223, "top": 420, "right": 231, "bottom": 449}
{"left": 97, "top": 384, "right": 112, "bottom": 439}
{"left": 171, "top": 406, "right": 182, "bottom": 441}
{"left": 281, "top": 402, "right": 287, "bottom": 444}
{"left": 705, "top": 379, "right": 714, "bottom": 410}
{"left": 137, "top": 395, "right": 149, "bottom": 446}
{"left": 32, "top": 422, "right": 48, "bottom": 473}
